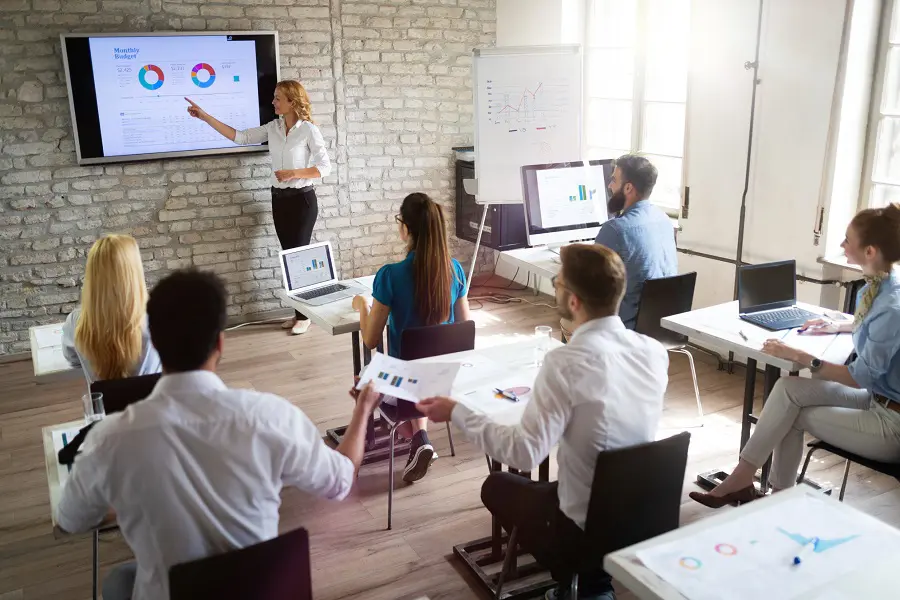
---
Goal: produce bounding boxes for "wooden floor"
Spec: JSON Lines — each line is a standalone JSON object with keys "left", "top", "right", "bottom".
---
{"left": 2, "top": 284, "right": 899, "bottom": 600}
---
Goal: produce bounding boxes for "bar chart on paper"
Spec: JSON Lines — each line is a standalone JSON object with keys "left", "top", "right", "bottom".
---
{"left": 359, "top": 353, "right": 460, "bottom": 403}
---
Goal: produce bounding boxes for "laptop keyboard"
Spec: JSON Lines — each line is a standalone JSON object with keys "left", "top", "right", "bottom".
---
{"left": 295, "top": 283, "right": 347, "bottom": 301}
{"left": 751, "top": 307, "right": 818, "bottom": 324}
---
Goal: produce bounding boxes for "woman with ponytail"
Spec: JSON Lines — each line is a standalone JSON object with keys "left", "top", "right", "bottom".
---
{"left": 62, "top": 234, "right": 161, "bottom": 382}
{"left": 353, "top": 192, "right": 470, "bottom": 482}
{"left": 186, "top": 80, "right": 330, "bottom": 335}
{"left": 691, "top": 204, "right": 900, "bottom": 508}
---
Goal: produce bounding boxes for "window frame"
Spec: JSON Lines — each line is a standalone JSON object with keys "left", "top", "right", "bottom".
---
{"left": 861, "top": 0, "right": 900, "bottom": 210}
{"left": 581, "top": 0, "right": 689, "bottom": 216}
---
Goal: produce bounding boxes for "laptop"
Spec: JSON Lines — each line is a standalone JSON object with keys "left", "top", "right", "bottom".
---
{"left": 279, "top": 241, "right": 364, "bottom": 306}
{"left": 738, "top": 260, "right": 820, "bottom": 331}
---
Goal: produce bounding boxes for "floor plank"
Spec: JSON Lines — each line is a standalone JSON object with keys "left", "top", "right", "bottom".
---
{"left": 1, "top": 283, "right": 898, "bottom": 600}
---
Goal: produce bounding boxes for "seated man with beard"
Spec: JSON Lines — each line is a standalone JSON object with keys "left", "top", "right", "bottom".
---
{"left": 418, "top": 244, "right": 669, "bottom": 600}
{"left": 563, "top": 155, "right": 677, "bottom": 338}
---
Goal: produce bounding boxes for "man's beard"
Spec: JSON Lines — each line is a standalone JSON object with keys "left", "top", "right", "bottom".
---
{"left": 607, "top": 188, "right": 626, "bottom": 215}
{"left": 557, "top": 289, "right": 574, "bottom": 322}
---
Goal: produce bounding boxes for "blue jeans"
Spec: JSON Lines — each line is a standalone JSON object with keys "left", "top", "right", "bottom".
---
{"left": 103, "top": 562, "right": 136, "bottom": 600}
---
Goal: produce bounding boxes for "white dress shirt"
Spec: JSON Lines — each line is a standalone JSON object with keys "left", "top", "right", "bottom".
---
{"left": 451, "top": 317, "right": 669, "bottom": 528}
{"left": 56, "top": 371, "right": 354, "bottom": 600}
{"left": 233, "top": 118, "right": 331, "bottom": 189}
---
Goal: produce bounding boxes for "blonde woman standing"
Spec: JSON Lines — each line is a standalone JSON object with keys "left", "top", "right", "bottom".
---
{"left": 186, "top": 80, "right": 331, "bottom": 335}
{"left": 62, "top": 234, "right": 161, "bottom": 382}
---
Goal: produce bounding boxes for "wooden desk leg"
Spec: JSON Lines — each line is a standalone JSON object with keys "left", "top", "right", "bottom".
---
{"left": 92, "top": 529, "right": 99, "bottom": 600}
{"left": 759, "top": 365, "right": 781, "bottom": 491}
{"left": 351, "top": 332, "right": 362, "bottom": 377}
{"left": 740, "top": 358, "right": 758, "bottom": 450}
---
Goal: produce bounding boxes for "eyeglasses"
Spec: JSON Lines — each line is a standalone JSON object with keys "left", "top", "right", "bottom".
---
{"left": 395, "top": 215, "right": 404, "bottom": 225}
{"left": 551, "top": 275, "right": 566, "bottom": 290}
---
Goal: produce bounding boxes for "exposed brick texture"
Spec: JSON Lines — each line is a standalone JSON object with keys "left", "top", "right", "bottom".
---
{"left": 0, "top": 0, "right": 496, "bottom": 355}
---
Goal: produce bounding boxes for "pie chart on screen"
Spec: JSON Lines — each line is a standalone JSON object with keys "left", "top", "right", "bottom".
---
{"left": 191, "top": 63, "right": 216, "bottom": 88}
{"left": 138, "top": 64, "right": 164, "bottom": 90}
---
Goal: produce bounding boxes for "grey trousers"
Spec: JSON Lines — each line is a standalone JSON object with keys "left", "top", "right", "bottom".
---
{"left": 740, "top": 377, "right": 900, "bottom": 489}
{"left": 103, "top": 562, "right": 136, "bottom": 600}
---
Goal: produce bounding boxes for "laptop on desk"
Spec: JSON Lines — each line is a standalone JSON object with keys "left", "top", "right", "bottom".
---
{"left": 738, "top": 260, "right": 820, "bottom": 331}
{"left": 279, "top": 241, "right": 365, "bottom": 306}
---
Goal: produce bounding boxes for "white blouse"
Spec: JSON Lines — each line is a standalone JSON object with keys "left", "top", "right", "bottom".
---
{"left": 234, "top": 119, "right": 331, "bottom": 189}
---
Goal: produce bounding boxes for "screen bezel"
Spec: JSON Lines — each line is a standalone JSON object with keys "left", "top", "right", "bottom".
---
{"left": 280, "top": 242, "right": 338, "bottom": 293}
{"left": 60, "top": 31, "right": 280, "bottom": 165}
{"left": 737, "top": 259, "right": 798, "bottom": 313}
{"left": 520, "top": 160, "right": 613, "bottom": 247}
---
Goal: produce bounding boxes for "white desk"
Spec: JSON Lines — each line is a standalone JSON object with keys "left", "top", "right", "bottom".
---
{"left": 604, "top": 486, "right": 900, "bottom": 600}
{"left": 29, "top": 323, "right": 80, "bottom": 381}
{"left": 661, "top": 301, "right": 855, "bottom": 490}
{"left": 500, "top": 246, "right": 560, "bottom": 285}
{"left": 43, "top": 420, "right": 114, "bottom": 600}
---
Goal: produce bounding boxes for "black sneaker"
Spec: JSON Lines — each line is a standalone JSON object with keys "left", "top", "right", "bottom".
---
{"left": 402, "top": 433, "right": 434, "bottom": 483}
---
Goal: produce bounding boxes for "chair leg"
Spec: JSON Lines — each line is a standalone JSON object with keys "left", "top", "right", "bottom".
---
{"left": 446, "top": 421, "right": 456, "bottom": 457}
{"left": 92, "top": 529, "right": 99, "bottom": 600}
{"left": 672, "top": 348, "right": 703, "bottom": 420}
{"left": 570, "top": 573, "right": 579, "bottom": 600}
{"left": 494, "top": 526, "right": 518, "bottom": 599}
{"left": 387, "top": 423, "right": 400, "bottom": 531}
{"left": 797, "top": 447, "right": 817, "bottom": 485}
{"left": 839, "top": 459, "right": 851, "bottom": 501}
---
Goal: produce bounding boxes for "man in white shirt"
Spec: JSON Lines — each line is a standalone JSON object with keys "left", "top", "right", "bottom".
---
{"left": 419, "top": 244, "right": 669, "bottom": 600}
{"left": 56, "top": 269, "right": 381, "bottom": 600}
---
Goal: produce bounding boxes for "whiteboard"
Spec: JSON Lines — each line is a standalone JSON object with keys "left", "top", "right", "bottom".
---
{"left": 472, "top": 45, "right": 583, "bottom": 205}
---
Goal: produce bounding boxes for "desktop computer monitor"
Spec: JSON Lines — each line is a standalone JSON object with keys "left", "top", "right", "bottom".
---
{"left": 520, "top": 160, "right": 614, "bottom": 247}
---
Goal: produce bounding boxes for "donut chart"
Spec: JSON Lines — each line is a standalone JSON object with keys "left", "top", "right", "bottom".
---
{"left": 138, "top": 64, "right": 164, "bottom": 90}
{"left": 191, "top": 63, "right": 216, "bottom": 88}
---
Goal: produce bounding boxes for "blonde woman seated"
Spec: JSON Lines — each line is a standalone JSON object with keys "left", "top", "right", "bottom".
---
{"left": 691, "top": 204, "right": 900, "bottom": 507}
{"left": 62, "top": 234, "right": 161, "bottom": 382}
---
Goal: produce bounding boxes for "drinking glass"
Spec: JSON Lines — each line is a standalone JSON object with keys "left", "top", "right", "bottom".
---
{"left": 82, "top": 392, "right": 105, "bottom": 424}
{"left": 534, "top": 325, "right": 553, "bottom": 367}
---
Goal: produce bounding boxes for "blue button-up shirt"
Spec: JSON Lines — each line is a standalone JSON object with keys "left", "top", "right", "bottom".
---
{"left": 849, "top": 270, "right": 900, "bottom": 401}
{"left": 594, "top": 201, "right": 677, "bottom": 329}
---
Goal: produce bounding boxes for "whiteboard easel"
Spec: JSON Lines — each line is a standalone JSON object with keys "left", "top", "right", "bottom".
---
{"left": 465, "top": 45, "right": 583, "bottom": 290}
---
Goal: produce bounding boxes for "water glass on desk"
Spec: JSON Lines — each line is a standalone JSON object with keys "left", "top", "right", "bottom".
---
{"left": 82, "top": 392, "right": 105, "bottom": 424}
{"left": 534, "top": 325, "right": 553, "bottom": 367}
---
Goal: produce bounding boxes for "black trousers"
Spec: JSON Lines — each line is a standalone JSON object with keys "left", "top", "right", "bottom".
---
{"left": 272, "top": 186, "right": 318, "bottom": 321}
{"left": 481, "top": 472, "right": 613, "bottom": 595}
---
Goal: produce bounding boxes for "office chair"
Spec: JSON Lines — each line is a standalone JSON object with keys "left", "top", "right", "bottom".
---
{"left": 495, "top": 432, "right": 691, "bottom": 599}
{"left": 797, "top": 439, "right": 900, "bottom": 501}
{"left": 634, "top": 272, "right": 703, "bottom": 419}
{"left": 169, "top": 527, "right": 312, "bottom": 600}
{"left": 378, "top": 320, "right": 476, "bottom": 530}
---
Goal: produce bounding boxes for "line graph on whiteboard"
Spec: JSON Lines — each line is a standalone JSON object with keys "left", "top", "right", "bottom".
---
{"left": 485, "top": 79, "right": 572, "bottom": 130}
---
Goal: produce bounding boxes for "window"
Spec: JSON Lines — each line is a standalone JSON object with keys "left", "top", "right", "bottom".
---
{"left": 867, "top": 0, "right": 900, "bottom": 208}
{"left": 583, "top": 0, "right": 691, "bottom": 211}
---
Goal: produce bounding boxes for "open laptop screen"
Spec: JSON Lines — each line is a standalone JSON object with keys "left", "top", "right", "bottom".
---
{"left": 738, "top": 260, "right": 797, "bottom": 313}
{"left": 282, "top": 244, "right": 335, "bottom": 291}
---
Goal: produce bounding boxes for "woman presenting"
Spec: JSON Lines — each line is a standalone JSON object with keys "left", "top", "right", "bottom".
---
{"left": 186, "top": 80, "right": 330, "bottom": 335}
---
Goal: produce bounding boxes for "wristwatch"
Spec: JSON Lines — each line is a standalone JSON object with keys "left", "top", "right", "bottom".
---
{"left": 809, "top": 358, "right": 824, "bottom": 373}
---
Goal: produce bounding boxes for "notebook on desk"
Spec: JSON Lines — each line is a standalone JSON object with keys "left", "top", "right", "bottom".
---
{"left": 738, "top": 260, "right": 820, "bottom": 331}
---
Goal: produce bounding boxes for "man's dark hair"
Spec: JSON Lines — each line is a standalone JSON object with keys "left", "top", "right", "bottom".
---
{"left": 560, "top": 244, "right": 626, "bottom": 318}
{"left": 147, "top": 269, "right": 227, "bottom": 372}
{"left": 615, "top": 154, "right": 658, "bottom": 199}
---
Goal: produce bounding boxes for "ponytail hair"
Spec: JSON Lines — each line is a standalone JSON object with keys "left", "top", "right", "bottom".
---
{"left": 399, "top": 193, "right": 454, "bottom": 325}
{"left": 851, "top": 203, "right": 900, "bottom": 265}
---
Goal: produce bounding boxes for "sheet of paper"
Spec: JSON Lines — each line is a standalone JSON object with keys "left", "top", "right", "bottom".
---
{"left": 778, "top": 329, "right": 839, "bottom": 359}
{"left": 636, "top": 493, "right": 900, "bottom": 600}
{"left": 34, "top": 325, "right": 63, "bottom": 349}
{"left": 356, "top": 352, "right": 460, "bottom": 403}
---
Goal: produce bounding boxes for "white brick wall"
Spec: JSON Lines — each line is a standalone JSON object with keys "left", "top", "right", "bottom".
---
{"left": 0, "top": 0, "right": 496, "bottom": 355}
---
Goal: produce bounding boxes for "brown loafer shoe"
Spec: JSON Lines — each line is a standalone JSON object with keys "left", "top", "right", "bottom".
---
{"left": 689, "top": 484, "right": 760, "bottom": 509}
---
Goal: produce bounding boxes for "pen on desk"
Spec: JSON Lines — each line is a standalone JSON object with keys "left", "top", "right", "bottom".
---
{"left": 493, "top": 388, "right": 519, "bottom": 402}
{"left": 738, "top": 330, "right": 749, "bottom": 342}
{"left": 792, "top": 537, "right": 819, "bottom": 566}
